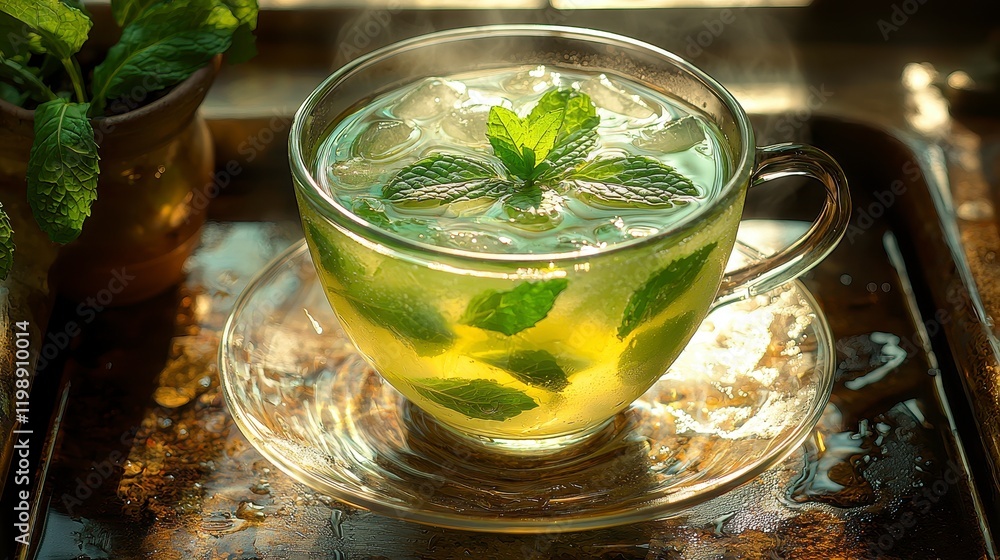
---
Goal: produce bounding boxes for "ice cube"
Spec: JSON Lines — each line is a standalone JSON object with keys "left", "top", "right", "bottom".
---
{"left": 351, "top": 120, "right": 419, "bottom": 160}
{"left": 501, "top": 66, "right": 554, "bottom": 95}
{"left": 633, "top": 116, "right": 705, "bottom": 153}
{"left": 580, "top": 75, "right": 657, "bottom": 120}
{"left": 393, "top": 78, "right": 466, "bottom": 121}
{"left": 328, "top": 157, "right": 380, "bottom": 187}
{"left": 441, "top": 104, "right": 491, "bottom": 145}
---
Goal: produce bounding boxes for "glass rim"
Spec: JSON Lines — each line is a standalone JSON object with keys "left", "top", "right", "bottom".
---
{"left": 289, "top": 24, "right": 757, "bottom": 264}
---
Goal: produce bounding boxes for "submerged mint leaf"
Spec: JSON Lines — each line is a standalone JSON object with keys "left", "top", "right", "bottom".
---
{"left": 92, "top": 0, "right": 239, "bottom": 110}
{"left": 411, "top": 378, "right": 537, "bottom": 421}
{"left": 304, "top": 221, "right": 363, "bottom": 283}
{"left": 0, "top": 0, "right": 90, "bottom": 59}
{"left": 570, "top": 156, "right": 698, "bottom": 208}
{"left": 0, "top": 203, "right": 13, "bottom": 280}
{"left": 461, "top": 278, "right": 568, "bottom": 336}
{"left": 350, "top": 197, "right": 392, "bottom": 228}
{"left": 618, "top": 243, "right": 717, "bottom": 339}
{"left": 351, "top": 290, "right": 455, "bottom": 349}
{"left": 618, "top": 312, "right": 697, "bottom": 384}
{"left": 383, "top": 153, "right": 508, "bottom": 206}
{"left": 480, "top": 349, "right": 570, "bottom": 391}
{"left": 27, "top": 99, "right": 99, "bottom": 244}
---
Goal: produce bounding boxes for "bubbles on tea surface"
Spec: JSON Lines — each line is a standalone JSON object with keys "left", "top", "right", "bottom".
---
{"left": 501, "top": 65, "right": 556, "bottom": 95}
{"left": 352, "top": 120, "right": 419, "bottom": 159}
{"left": 580, "top": 74, "right": 658, "bottom": 120}
{"left": 439, "top": 228, "right": 521, "bottom": 253}
{"left": 632, "top": 116, "right": 706, "bottom": 154}
{"left": 393, "top": 78, "right": 467, "bottom": 121}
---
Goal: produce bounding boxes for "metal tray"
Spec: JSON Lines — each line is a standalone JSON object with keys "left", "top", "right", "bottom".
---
{"left": 4, "top": 115, "right": 996, "bottom": 559}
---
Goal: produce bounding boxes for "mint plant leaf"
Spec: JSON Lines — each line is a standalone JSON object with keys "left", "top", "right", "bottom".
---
{"left": 92, "top": 0, "right": 239, "bottom": 111}
{"left": 0, "top": 12, "right": 39, "bottom": 59}
{"left": 461, "top": 278, "right": 568, "bottom": 336}
{"left": 570, "top": 156, "right": 698, "bottom": 208}
{"left": 110, "top": 0, "right": 160, "bottom": 26}
{"left": 480, "top": 349, "right": 570, "bottom": 391}
{"left": 383, "top": 153, "right": 509, "bottom": 206}
{"left": 0, "top": 0, "right": 90, "bottom": 59}
{"left": 0, "top": 203, "right": 13, "bottom": 279}
{"left": 27, "top": 99, "right": 99, "bottom": 244}
{"left": 528, "top": 88, "right": 597, "bottom": 141}
{"left": 618, "top": 243, "right": 717, "bottom": 339}
{"left": 219, "top": 0, "right": 258, "bottom": 63}
{"left": 411, "top": 378, "right": 537, "bottom": 421}
{"left": 0, "top": 57, "right": 56, "bottom": 103}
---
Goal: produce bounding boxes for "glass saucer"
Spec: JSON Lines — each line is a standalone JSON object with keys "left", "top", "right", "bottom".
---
{"left": 219, "top": 239, "right": 834, "bottom": 533}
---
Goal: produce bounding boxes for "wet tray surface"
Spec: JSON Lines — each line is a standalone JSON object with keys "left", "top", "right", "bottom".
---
{"left": 11, "top": 117, "right": 998, "bottom": 559}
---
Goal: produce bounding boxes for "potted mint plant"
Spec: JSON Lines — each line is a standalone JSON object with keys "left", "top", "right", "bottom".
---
{"left": 0, "top": 0, "right": 257, "bottom": 303}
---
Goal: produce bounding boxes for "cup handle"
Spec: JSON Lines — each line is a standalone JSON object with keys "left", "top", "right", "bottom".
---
{"left": 715, "top": 143, "right": 852, "bottom": 305}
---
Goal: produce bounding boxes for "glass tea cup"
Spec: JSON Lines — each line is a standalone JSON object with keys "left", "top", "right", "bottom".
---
{"left": 289, "top": 25, "right": 850, "bottom": 450}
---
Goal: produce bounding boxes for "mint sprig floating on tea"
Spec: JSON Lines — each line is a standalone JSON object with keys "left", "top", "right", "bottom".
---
{"left": 0, "top": 0, "right": 259, "bottom": 279}
{"left": 382, "top": 86, "right": 698, "bottom": 210}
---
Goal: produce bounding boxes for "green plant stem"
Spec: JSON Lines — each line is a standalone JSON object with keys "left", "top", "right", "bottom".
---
{"left": 0, "top": 57, "right": 58, "bottom": 101}
{"left": 61, "top": 57, "right": 86, "bottom": 103}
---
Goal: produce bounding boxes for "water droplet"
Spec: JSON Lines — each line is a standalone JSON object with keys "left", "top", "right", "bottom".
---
{"left": 840, "top": 274, "right": 852, "bottom": 285}
{"left": 250, "top": 481, "right": 271, "bottom": 495}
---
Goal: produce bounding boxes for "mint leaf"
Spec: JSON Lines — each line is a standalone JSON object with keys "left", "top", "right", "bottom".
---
{"left": 110, "top": 0, "right": 160, "bottom": 26}
{"left": 0, "top": 0, "right": 90, "bottom": 59}
{"left": 411, "top": 378, "right": 537, "bottom": 421}
{"left": 618, "top": 312, "right": 697, "bottom": 384}
{"left": 350, "top": 197, "right": 392, "bottom": 228}
{"left": 0, "top": 12, "right": 39, "bottom": 59}
{"left": 0, "top": 203, "right": 13, "bottom": 279}
{"left": 487, "top": 106, "right": 532, "bottom": 180}
{"left": 92, "top": 0, "right": 239, "bottom": 110}
{"left": 528, "top": 88, "right": 597, "bottom": 141}
{"left": 219, "top": 0, "right": 258, "bottom": 64}
{"left": 461, "top": 278, "right": 568, "bottom": 336}
{"left": 306, "top": 219, "right": 453, "bottom": 352}
{"left": 570, "top": 156, "right": 698, "bottom": 208}
{"left": 480, "top": 349, "right": 570, "bottom": 391}
{"left": 534, "top": 118, "right": 598, "bottom": 182}
{"left": 350, "top": 290, "right": 455, "bottom": 349}
{"left": 522, "top": 109, "right": 562, "bottom": 165}
{"left": 618, "top": 243, "right": 717, "bottom": 339}
{"left": 383, "top": 153, "right": 508, "bottom": 206}
{"left": 27, "top": 99, "right": 99, "bottom": 244}
{"left": 0, "top": 80, "right": 27, "bottom": 105}
{"left": 304, "top": 221, "right": 363, "bottom": 283}
{"left": 0, "top": 57, "right": 55, "bottom": 103}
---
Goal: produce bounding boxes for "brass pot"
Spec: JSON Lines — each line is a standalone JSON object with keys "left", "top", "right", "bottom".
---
{"left": 0, "top": 57, "right": 220, "bottom": 305}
